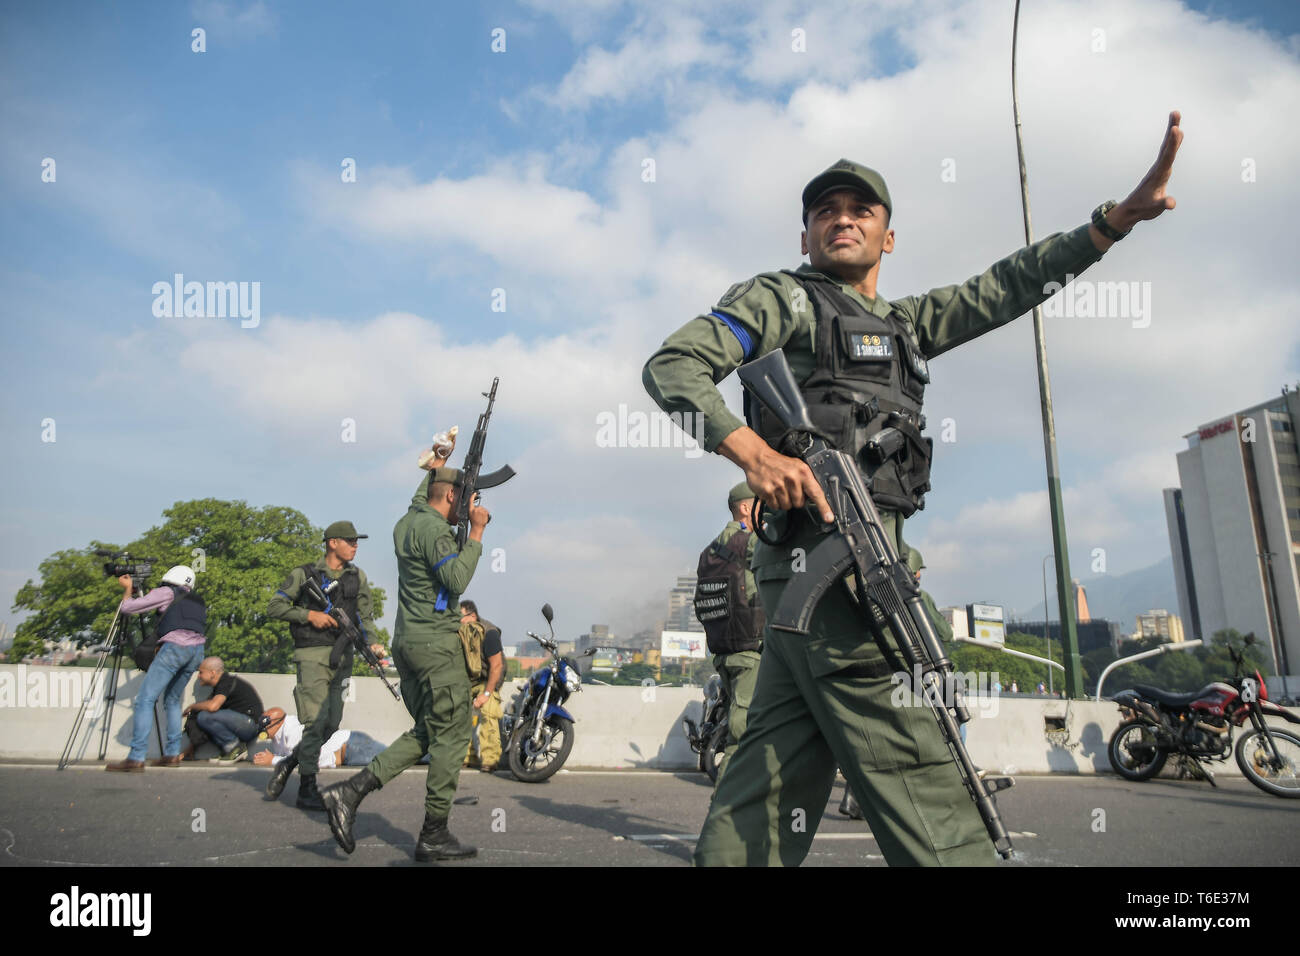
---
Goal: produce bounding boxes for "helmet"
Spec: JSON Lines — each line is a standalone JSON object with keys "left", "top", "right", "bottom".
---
{"left": 161, "top": 565, "right": 196, "bottom": 588}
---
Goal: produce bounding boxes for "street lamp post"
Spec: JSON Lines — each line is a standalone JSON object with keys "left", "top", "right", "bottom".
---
{"left": 1042, "top": 554, "right": 1053, "bottom": 695}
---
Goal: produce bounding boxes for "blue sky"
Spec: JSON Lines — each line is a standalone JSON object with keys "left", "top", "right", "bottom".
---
{"left": 2, "top": 0, "right": 1298, "bottom": 647}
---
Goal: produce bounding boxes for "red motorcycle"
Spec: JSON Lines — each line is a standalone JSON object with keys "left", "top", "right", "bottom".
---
{"left": 1108, "top": 635, "right": 1300, "bottom": 797}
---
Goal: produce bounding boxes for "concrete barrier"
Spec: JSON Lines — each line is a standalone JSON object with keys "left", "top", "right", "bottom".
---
{"left": 2, "top": 664, "right": 1295, "bottom": 778}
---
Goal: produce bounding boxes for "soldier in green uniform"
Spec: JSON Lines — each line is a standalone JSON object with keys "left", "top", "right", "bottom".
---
{"left": 320, "top": 467, "right": 490, "bottom": 861}
{"left": 265, "top": 521, "right": 380, "bottom": 810}
{"left": 696, "top": 481, "right": 764, "bottom": 780}
{"left": 644, "top": 113, "right": 1183, "bottom": 865}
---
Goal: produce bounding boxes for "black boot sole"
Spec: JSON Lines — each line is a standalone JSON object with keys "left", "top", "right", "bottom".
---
{"left": 414, "top": 846, "right": 478, "bottom": 862}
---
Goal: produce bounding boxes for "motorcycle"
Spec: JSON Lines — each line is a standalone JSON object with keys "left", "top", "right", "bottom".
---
{"left": 502, "top": 604, "right": 595, "bottom": 782}
{"left": 683, "top": 673, "right": 729, "bottom": 783}
{"left": 1107, "top": 634, "right": 1300, "bottom": 797}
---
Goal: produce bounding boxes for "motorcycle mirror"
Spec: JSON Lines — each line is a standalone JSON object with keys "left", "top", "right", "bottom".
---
{"left": 542, "top": 603, "right": 553, "bottom": 624}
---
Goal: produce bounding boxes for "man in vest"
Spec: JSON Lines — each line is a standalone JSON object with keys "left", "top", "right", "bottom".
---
{"left": 319, "top": 467, "right": 491, "bottom": 862}
{"left": 644, "top": 113, "right": 1183, "bottom": 865}
{"left": 265, "top": 521, "right": 380, "bottom": 810}
{"left": 459, "top": 600, "right": 505, "bottom": 773}
{"left": 695, "top": 482, "right": 764, "bottom": 780}
{"left": 106, "top": 564, "right": 207, "bottom": 771}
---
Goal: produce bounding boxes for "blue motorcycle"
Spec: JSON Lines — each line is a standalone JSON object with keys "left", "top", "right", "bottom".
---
{"left": 503, "top": 604, "right": 593, "bottom": 782}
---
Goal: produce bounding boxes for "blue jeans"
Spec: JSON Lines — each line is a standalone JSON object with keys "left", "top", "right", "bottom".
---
{"left": 195, "top": 710, "right": 258, "bottom": 750}
{"left": 128, "top": 641, "right": 205, "bottom": 760}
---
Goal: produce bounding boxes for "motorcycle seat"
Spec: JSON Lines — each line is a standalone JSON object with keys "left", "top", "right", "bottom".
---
{"left": 1133, "top": 684, "right": 1210, "bottom": 707}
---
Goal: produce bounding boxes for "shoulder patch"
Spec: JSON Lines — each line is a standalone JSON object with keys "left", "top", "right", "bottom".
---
{"left": 717, "top": 278, "right": 755, "bottom": 308}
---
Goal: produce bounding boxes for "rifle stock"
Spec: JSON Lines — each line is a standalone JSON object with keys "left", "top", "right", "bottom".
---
{"left": 738, "top": 349, "right": 1014, "bottom": 860}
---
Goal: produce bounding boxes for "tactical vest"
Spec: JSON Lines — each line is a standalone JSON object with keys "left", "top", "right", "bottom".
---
{"left": 694, "top": 528, "right": 764, "bottom": 656}
{"left": 156, "top": 585, "right": 207, "bottom": 638}
{"left": 290, "top": 563, "right": 361, "bottom": 649}
{"left": 743, "top": 272, "right": 933, "bottom": 516}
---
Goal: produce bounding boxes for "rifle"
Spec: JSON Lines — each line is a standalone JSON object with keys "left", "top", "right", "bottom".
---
{"left": 737, "top": 348, "right": 1014, "bottom": 860}
{"left": 300, "top": 577, "right": 401, "bottom": 701}
{"left": 453, "top": 377, "right": 516, "bottom": 550}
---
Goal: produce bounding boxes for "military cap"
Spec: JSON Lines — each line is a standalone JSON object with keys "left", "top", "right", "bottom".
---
{"left": 429, "top": 467, "right": 465, "bottom": 487}
{"left": 728, "top": 481, "right": 756, "bottom": 506}
{"left": 802, "top": 159, "right": 892, "bottom": 220}
{"left": 323, "top": 520, "right": 368, "bottom": 541}
{"left": 905, "top": 546, "right": 925, "bottom": 575}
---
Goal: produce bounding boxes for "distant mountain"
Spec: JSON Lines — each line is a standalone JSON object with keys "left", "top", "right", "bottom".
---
{"left": 1014, "top": 556, "right": 1178, "bottom": 632}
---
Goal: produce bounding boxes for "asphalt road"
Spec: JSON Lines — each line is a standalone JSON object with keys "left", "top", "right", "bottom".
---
{"left": 2, "top": 763, "right": 1297, "bottom": 867}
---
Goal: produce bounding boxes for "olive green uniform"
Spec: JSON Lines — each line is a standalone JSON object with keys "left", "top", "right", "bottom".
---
{"left": 461, "top": 619, "right": 504, "bottom": 768}
{"left": 644, "top": 222, "right": 1106, "bottom": 866}
{"left": 267, "top": 558, "right": 375, "bottom": 777}
{"left": 366, "top": 476, "right": 480, "bottom": 819}
{"left": 709, "top": 519, "right": 762, "bottom": 779}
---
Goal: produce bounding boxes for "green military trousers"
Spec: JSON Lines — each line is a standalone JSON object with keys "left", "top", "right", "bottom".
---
{"left": 712, "top": 650, "right": 762, "bottom": 780}
{"left": 694, "top": 512, "right": 996, "bottom": 867}
{"left": 293, "top": 645, "right": 351, "bottom": 776}
{"left": 367, "top": 636, "right": 472, "bottom": 819}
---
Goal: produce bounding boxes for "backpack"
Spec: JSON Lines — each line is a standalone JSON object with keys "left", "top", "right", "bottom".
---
{"left": 693, "top": 529, "right": 764, "bottom": 656}
{"left": 459, "top": 620, "right": 487, "bottom": 681}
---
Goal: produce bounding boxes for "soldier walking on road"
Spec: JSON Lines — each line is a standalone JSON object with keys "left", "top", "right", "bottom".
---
{"left": 265, "top": 522, "right": 380, "bottom": 810}
{"left": 320, "top": 467, "right": 491, "bottom": 862}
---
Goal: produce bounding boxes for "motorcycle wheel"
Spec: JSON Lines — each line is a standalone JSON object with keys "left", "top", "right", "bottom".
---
{"left": 1108, "top": 720, "right": 1167, "bottom": 781}
{"left": 702, "top": 723, "right": 728, "bottom": 784}
{"left": 507, "top": 717, "right": 574, "bottom": 783}
{"left": 1235, "top": 727, "right": 1300, "bottom": 798}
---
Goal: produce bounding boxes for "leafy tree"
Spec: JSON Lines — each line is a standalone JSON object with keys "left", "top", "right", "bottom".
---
{"left": 11, "top": 499, "right": 390, "bottom": 674}
{"left": 612, "top": 662, "right": 658, "bottom": 685}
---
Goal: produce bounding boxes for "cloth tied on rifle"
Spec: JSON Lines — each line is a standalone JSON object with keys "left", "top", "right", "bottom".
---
{"left": 417, "top": 426, "right": 459, "bottom": 470}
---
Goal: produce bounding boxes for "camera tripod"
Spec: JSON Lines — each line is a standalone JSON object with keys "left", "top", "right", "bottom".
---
{"left": 57, "top": 596, "right": 160, "bottom": 770}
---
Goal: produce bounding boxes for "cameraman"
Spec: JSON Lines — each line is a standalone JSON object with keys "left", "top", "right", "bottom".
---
{"left": 106, "top": 565, "right": 206, "bottom": 772}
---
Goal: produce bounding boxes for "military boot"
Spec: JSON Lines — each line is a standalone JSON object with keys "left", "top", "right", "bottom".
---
{"left": 296, "top": 772, "right": 326, "bottom": 811}
{"left": 265, "top": 753, "right": 298, "bottom": 801}
{"left": 838, "top": 788, "right": 864, "bottom": 820}
{"left": 320, "top": 768, "right": 380, "bottom": 854}
{"left": 414, "top": 814, "right": 477, "bottom": 862}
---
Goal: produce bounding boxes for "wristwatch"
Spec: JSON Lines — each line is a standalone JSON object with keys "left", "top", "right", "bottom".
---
{"left": 1091, "top": 200, "right": 1129, "bottom": 242}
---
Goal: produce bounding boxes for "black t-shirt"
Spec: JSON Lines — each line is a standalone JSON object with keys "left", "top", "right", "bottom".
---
{"left": 213, "top": 673, "right": 264, "bottom": 720}
{"left": 480, "top": 620, "right": 503, "bottom": 659}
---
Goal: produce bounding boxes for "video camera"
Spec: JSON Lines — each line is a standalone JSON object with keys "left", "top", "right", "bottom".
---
{"left": 95, "top": 548, "right": 157, "bottom": 584}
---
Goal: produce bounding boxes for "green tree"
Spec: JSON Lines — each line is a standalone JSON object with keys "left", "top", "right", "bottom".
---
{"left": 11, "top": 499, "right": 390, "bottom": 674}
{"left": 612, "top": 662, "right": 658, "bottom": 685}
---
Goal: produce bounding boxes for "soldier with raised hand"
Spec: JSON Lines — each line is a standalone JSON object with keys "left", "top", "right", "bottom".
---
{"left": 265, "top": 522, "right": 381, "bottom": 810}
{"left": 644, "top": 113, "right": 1183, "bottom": 866}
{"left": 320, "top": 464, "right": 490, "bottom": 862}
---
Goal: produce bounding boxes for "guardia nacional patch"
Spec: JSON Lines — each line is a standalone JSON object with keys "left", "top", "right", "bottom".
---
{"left": 717, "top": 278, "right": 754, "bottom": 308}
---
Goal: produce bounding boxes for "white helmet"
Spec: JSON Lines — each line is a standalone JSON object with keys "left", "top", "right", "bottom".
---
{"left": 161, "top": 565, "right": 196, "bottom": 588}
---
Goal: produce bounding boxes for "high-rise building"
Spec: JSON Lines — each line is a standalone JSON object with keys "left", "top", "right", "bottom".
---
{"left": 1135, "top": 609, "right": 1185, "bottom": 644}
{"left": 1163, "top": 386, "right": 1300, "bottom": 687}
{"left": 669, "top": 575, "right": 703, "bottom": 633}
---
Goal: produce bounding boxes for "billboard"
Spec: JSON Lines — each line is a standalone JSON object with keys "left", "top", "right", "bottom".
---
{"left": 660, "top": 630, "right": 707, "bottom": 661}
{"left": 966, "top": 603, "right": 1005, "bottom": 644}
